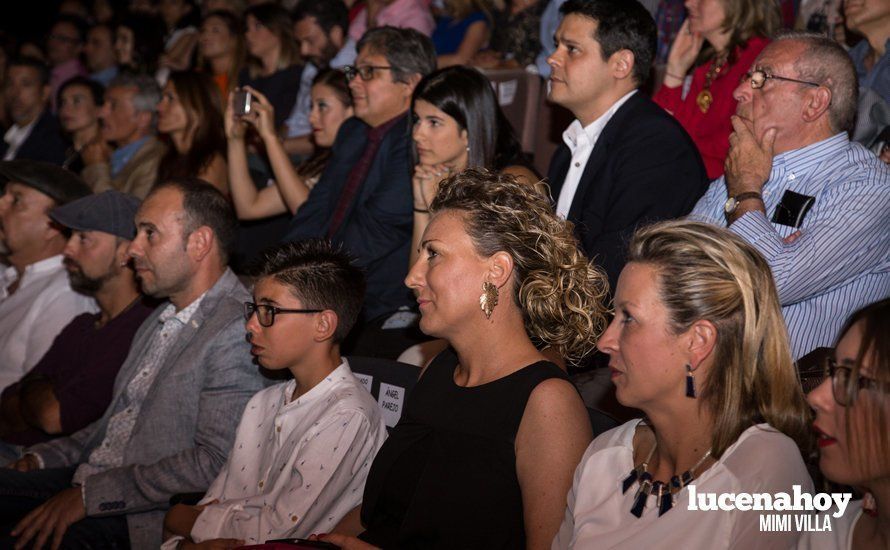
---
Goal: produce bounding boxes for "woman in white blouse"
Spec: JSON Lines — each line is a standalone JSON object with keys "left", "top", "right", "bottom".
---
{"left": 799, "top": 298, "right": 890, "bottom": 549}
{"left": 553, "top": 220, "right": 813, "bottom": 549}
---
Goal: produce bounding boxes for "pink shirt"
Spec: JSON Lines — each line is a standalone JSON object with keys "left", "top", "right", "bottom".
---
{"left": 349, "top": 0, "right": 435, "bottom": 41}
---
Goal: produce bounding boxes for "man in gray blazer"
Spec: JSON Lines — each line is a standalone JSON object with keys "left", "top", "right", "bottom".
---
{"left": 0, "top": 178, "right": 266, "bottom": 549}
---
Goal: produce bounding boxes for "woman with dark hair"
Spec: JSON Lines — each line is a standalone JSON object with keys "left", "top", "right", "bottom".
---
{"left": 199, "top": 10, "right": 245, "bottom": 99}
{"left": 156, "top": 71, "right": 228, "bottom": 194}
{"left": 801, "top": 298, "right": 890, "bottom": 549}
{"left": 227, "top": 69, "right": 353, "bottom": 220}
{"left": 321, "top": 169, "right": 610, "bottom": 549}
{"left": 57, "top": 76, "right": 104, "bottom": 173}
{"left": 653, "top": 0, "right": 780, "bottom": 179}
{"left": 114, "top": 14, "right": 167, "bottom": 75}
{"left": 157, "top": 0, "right": 203, "bottom": 78}
{"left": 238, "top": 3, "right": 302, "bottom": 130}
{"left": 410, "top": 65, "right": 537, "bottom": 265}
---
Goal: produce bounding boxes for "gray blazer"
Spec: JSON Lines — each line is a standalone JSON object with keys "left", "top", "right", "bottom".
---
{"left": 28, "top": 269, "right": 266, "bottom": 548}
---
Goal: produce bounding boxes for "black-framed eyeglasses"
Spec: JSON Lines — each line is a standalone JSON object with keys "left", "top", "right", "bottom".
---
{"left": 243, "top": 302, "right": 323, "bottom": 327}
{"left": 823, "top": 356, "right": 882, "bottom": 406}
{"left": 743, "top": 69, "right": 821, "bottom": 90}
{"left": 344, "top": 65, "right": 394, "bottom": 82}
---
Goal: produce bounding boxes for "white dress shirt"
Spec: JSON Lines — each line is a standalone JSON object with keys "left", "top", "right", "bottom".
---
{"left": 3, "top": 118, "right": 39, "bottom": 161}
{"left": 553, "top": 420, "right": 813, "bottom": 550}
{"left": 0, "top": 255, "right": 98, "bottom": 392}
{"left": 162, "top": 360, "right": 387, "bottom": 547}
{"left": 556, "top": 90, "right": 637, "bottom": 218}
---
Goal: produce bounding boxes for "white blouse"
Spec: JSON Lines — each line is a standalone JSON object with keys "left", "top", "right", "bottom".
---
{"left": 553, "top": 420, "right": 813, "bottom": 550}
{"left": 162, "top": 361, "right": 387, "bottom": 547}
{"left": 797, "top": 500, "right": 863, "bottom": 549}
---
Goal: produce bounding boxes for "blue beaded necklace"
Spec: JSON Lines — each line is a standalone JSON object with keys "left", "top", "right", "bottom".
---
{"left": 621, "top": 441, "right": 712, "bottom": 517}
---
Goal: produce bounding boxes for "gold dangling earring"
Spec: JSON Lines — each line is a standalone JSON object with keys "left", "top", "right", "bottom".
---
{"left": 480, "top": 281, "right": 499, "bottom": 320}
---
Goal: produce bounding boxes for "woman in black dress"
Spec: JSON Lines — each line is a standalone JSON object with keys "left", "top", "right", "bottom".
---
{"left": 321, "top": 169, "right": 610, "bottom": 549}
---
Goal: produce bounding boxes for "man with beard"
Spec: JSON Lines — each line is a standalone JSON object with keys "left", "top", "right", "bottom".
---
{"left": 0, "top": 161, "right": 95, "bottom": 394}
{"left": 0, "top": 178, "right": 264, "bottom": 549}
{"left": 0, "top": 190, "right": 154, "bottom": 460}
{"left": 283, "top": 0, "right": 356, "bottom": 156}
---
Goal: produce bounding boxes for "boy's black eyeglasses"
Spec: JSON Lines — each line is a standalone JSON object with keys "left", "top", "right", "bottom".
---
{"left": 243, "top": 302, "right": 322, "bottom": 327}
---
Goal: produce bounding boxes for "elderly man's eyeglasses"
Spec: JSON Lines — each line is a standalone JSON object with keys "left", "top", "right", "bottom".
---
{"left": 743, "top": 69, "right": 821, "bottom": 90}
{"left": 823, "top": 356, "right": 882, "bottom": 406}
{"left": 243, "top": 302, "right": 322, "bottom": 327}
{"left": 344, "top": 65, "right": 394, "bottom": 81}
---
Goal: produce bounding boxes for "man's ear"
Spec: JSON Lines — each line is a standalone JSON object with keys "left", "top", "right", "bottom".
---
{"left": 314, "top": 310, "right": 339, "bottom": 342}
{"left": 801, "top": 81, "right": 832, "bottom": 123}
{"left": 610, "top": 49, "right": 636, "bottom": 81}
{"left": 186, "top": 225, "right": 214, "bottom": 262}
{"left": 135, "top": 109, "right": 154, "bottom": 134}
{"left": 115, "top": 239, "right": 132, "bottom": 268}
{"left": 330, "top": 25, "right": 344, "bottom": 49}
{"left": 41, "top": 84, "right": 52, "bottom": 105}
{"left": 401, "top": 73, "right": 423, "bottom": 99}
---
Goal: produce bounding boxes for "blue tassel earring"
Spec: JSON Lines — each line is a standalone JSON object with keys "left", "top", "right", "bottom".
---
{"left": 685, "top": 364, "right": 696, "bottom": 398}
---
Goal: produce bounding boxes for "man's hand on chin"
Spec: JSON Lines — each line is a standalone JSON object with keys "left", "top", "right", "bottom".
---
{"left": 11, "top": 487, "right": 86, "bottom": 550}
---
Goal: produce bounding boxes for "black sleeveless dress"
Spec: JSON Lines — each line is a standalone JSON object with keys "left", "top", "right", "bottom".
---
{"left": 359, "top": 348, "right": 569, "bottom": 549}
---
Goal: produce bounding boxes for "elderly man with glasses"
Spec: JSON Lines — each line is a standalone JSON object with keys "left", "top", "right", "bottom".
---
{"left": 283, "top": 26, "right": 436, "bottom": 359}
{"left": 690, "top": 30, "right": 890, "bottom": 363}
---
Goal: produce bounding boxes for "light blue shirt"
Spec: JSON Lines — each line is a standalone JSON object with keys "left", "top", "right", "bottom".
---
{"left": 285, "top": 38, "right": 357, "bottom": 139}
{"left": 535, "top": 0, "right": 566, "bottom": 78}
{"left": 110, "top": 136, "right": 150, "bottom": 178}
{"left": 690, "top": 133, "right": 890, "bottom": 359}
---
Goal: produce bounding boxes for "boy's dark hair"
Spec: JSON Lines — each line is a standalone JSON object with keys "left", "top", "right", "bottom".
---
{"left": 560, "top": 0, "right": 656, "bottom": 86}
{"left": 150, "top": 178, "right": 237, "bottom": 265}
{"left": 293, "top": 0, "right": 349, "bottom": 36}
{"left": 251, "top": 240, "right": 366, "bottom": 343}
{"left": 8, "top": 56, "right": 50, "bottom": 86}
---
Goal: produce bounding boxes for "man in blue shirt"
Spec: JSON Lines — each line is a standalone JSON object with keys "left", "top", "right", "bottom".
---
{"left": 690, "top": 31, "right": 890, "bottom": 360}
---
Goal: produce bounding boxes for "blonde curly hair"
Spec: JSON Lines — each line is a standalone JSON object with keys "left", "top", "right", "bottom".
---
{"left": 430, "top": 168, "right": 609, "bottom": 365}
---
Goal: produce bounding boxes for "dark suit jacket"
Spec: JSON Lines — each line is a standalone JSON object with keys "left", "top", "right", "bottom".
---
{"left": 547, "top": 92, "right": 708, "bottom": 291}
{"left": 282, "top": 115, "right": 414, "bottom": 321}
{"left": 0, "top": 110, "right": 68, "bottom": 165}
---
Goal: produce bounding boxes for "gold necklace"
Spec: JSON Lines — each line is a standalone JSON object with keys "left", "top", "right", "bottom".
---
{"left": 695, "top": 51, "right": 730, "bottom": 114}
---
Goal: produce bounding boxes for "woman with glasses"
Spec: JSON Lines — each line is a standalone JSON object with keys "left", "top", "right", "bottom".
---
{"left": 162, "top": 240, "right": 387, "bottom": 549}
{"left": 653, "top": 0, "right": 780, "bottom": 179}
{"left": 800, "top": 298, "right": 890, "bottom": 549}
{"left": 320, "top": 169, "right": 609, "bottom": 549}
{"left": 553, "top": 220, "right": 813, "bottom": 549}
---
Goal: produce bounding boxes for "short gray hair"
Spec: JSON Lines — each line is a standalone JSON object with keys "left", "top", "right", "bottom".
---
{"left": 108, "top": 72, "right": 162, "bottom": 125}
{"left": 356, "top": 26, "right": 436, "bottom": 84}
{"left": 774, "top": 30, "right": 859, "bottom": 135}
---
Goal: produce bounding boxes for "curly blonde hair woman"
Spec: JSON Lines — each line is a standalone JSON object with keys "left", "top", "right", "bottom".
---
{"left": 554, "top": 220, "right": 813, "bottom": 549}
{"left": 321, "top": 168, "right": 609, "bottom": 550}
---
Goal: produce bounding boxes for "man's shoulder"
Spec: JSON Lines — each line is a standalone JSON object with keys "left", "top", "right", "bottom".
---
{"left": 606, "top": 92, "right": 694, "bottom": 141}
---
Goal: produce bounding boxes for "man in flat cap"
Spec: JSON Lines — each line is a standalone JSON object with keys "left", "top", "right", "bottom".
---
{"left": 0, "top": 191, "right": 155, "bottom": 460}
{"left": 0, "top": 161, "right": 96, "bottom": 393}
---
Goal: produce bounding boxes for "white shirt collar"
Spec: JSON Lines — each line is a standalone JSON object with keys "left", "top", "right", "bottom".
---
{"left": 562, "top": 90, "right": 637, "bottom": 153}
{"left": 0, "top": 255, "right": 65, "bottom": 297}
{"left": 3, "top": 116, "right": 40, "bottom": 159}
